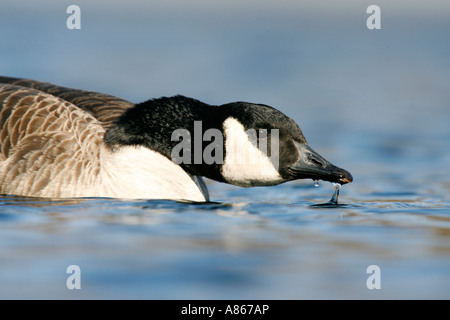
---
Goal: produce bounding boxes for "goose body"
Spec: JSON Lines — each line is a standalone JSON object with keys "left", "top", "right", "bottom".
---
{"left": 0, "top": 76, "right": 352, "bottom": 201}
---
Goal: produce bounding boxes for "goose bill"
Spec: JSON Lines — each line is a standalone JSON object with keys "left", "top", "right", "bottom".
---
{"left": 288, "top": 142, "right": 353, "bottom": 185}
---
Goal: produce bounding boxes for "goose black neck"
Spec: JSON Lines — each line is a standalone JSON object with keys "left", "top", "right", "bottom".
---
{"left": 104, "top": 95, "right": 227, "bottom": 181}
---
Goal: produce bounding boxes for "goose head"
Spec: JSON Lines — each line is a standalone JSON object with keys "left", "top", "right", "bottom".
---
{"left": 104, "top": 96, "right": 353, "bottom": 189}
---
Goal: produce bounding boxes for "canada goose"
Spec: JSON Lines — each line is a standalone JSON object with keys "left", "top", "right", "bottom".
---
{"left": 0, "top": 76, "right": 352, "bottom": 201}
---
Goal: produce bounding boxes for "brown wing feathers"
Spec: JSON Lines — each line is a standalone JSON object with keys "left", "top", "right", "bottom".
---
{"left": 0, "top": 76, "right": 134, "bottom": 128}
{"left": 0, "top": 76, "right": 133, "bottom": 197}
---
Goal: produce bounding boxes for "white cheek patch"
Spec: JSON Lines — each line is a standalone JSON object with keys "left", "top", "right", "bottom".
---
{"left": 221, "top": 117, "right": 283, "bottom": 187}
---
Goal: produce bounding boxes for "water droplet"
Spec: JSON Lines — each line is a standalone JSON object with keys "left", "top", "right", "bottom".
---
{"left": 314, "top": 180, "right": 320, "bottom": 187}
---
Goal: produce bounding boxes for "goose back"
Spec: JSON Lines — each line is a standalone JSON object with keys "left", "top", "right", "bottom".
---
{"left": 0, "top": 76, "right": 134, "bottom": 128}
{"left": 0, "top": 83, "right": 107, "bottom": 197}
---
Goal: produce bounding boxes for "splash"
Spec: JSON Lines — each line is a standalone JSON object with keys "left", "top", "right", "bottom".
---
{"left": 329, "top": 183, "right": 341, "bottom": 205}
{"left": 310, "top": 183, "right": 344, "bottom": 208}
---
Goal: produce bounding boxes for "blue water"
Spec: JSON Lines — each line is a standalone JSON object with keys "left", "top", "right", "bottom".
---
{"left": 1, "top": 1, "right": 450, "bottom": 299}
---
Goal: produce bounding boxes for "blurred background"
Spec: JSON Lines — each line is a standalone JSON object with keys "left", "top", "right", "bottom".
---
{"left": 1, "top": 0, "right": 449, "bottom": 299}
